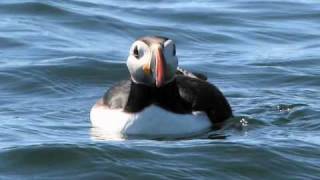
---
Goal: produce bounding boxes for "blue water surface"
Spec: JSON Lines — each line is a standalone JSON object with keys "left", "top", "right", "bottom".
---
{"left": 0, "top": 0, "right": 320, "bottom": 179}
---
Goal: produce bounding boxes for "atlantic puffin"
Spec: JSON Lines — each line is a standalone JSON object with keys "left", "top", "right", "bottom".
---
{"left": 90, "top": 36, "right": 233, "bottom": 138}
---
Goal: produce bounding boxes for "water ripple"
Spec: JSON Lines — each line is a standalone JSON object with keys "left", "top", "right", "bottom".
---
{"left": 1, "top": 0, "right": 320, "bottom": 178}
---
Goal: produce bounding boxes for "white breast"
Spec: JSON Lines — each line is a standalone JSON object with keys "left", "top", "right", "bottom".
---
{"left": 90, "top": 104, "right": 212, "bottom": 139}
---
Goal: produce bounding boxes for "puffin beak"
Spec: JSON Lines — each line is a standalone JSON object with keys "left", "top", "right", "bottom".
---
{"left": 155, "top": 47, "right": 166, "bottom": 87}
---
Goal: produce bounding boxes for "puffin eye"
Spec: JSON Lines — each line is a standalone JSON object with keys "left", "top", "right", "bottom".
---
{"left": 173, "top": 44, "right": 176, "bottom": 56}
{"left": 133, "top": 46, "right": 139, "bottom": 58}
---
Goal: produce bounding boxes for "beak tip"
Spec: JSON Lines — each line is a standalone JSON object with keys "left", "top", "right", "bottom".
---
{"left": 155, "top": 81, "right": 162, "bottom": 88}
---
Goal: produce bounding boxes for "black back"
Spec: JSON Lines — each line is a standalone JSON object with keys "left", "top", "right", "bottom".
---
{"left": 103, "top": 75, "right": 233, "bottom": 126}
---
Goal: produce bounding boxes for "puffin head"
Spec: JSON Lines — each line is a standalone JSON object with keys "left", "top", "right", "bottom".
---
{"left": 127, "top": 36, "right": 178, "bottom": 87}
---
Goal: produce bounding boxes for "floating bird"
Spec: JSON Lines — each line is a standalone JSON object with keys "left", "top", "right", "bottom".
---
{"left": 90, "top": 36, "right": 233, "bottom": 138}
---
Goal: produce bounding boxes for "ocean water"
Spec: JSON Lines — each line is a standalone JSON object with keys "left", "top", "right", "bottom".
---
{"left": 1, "top": 0, "right": 320, "bottom": 179}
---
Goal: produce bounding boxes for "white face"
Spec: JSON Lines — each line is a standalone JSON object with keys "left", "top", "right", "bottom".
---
{"left": 126, "top": 38, "right": 178, "bottom": 87}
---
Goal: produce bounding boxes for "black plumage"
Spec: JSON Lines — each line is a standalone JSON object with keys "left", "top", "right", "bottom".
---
{"left": 103, "top": 74, "right": 233, "bottom": 128}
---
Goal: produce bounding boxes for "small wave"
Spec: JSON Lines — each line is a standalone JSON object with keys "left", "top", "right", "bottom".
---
{"left": 0, "top": 2, "right": 72, "bottom": 16}
{"left": 1, "top": 141, "right": 319, "bottom": 179}
{"left": 249, "top": 57, "right": 320, "bottom": 68}
{"left": 0, "top": 143, "right": 118, "bottom": 178}
{"left": 0, "top": 57, "right": 128, "bottom": 96}
{"left": 0, "top": 37, "right": 26, "bottom": 48}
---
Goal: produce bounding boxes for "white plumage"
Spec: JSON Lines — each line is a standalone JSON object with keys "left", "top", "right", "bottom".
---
{"left": 90, "top": 104, "right": 212, "bottom": 139}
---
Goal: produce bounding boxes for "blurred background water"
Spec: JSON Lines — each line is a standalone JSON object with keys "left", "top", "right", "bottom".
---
{"left": 0, "top": 0, "right": 320, "bottom": 179}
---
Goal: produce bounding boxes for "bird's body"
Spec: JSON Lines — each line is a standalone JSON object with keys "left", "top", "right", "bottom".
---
{"left": 91, "top": 75, "right": 232, "bottom": 138}
{"left": 90, "top": 36, "right": 233, "bottom": 139}
{"left": 90, "top": 102, "right": 212, "bottom": 138}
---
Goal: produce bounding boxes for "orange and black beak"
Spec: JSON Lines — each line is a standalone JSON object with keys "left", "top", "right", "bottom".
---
{"left": 155, "top": 47, "right": 166, "bottom": 87}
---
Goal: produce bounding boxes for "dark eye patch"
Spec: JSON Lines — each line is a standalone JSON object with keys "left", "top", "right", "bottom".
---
{"left": 133, "top": 46, "right": 139, "bottom": 58}
{"left": 173, "top": 43, "right": 176, "bottom": 56}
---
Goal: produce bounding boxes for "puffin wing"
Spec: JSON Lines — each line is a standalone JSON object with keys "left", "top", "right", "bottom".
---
{"left": 175, "top": 75, "right": 232, "bottom": 125}
{"left": 176, "top": 67, "right": 207, "bottom": 81}
{"left": 102, "top": 79, "right": 152, "bottom": 113}
{"left": 102, "top": 80, "right": 131, "bottom": 109}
